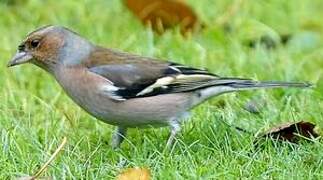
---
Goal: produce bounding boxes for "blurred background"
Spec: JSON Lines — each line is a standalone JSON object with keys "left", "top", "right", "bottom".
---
{"left": 0, "top": 0, "right": 322, "bottom": 179}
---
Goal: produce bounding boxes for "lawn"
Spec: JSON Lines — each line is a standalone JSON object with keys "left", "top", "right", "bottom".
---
{"left": 0, "top": 0, "right": 322, "bottom": 179}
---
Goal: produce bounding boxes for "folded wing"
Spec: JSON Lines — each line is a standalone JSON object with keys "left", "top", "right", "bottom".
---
{"left": 88, "top": 60, "right": 229, "bottom": 99}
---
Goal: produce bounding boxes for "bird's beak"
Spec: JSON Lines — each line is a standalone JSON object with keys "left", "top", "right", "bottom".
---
{"left": 7, "top": 51, "right": 33, "bottom": 67}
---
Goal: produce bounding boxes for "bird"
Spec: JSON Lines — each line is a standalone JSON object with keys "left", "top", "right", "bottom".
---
{"left": 8, "top": 25, "right": 312, "bottom": 148}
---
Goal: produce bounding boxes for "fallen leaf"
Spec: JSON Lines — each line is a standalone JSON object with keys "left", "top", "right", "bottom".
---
{"left": 259, "top": 121, "right": 320, "bottom": 143}
{"left": 124, "top": 0, "right": 202, "bottom": 35}
{"left": 117, "top": 167, "right": 151, "bottom": 180}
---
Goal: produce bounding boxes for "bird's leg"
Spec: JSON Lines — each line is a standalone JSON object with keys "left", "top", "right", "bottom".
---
{"left": 166, "top": 120, "right": 181, "bottom": 148}
{"left": 111, "top": 126, "right": 127, "bottom": 149}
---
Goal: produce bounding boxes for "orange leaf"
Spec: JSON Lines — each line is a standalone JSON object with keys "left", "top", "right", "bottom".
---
{"left": 125, "top": 0, "right": 202, "bottom": 34}
{"left": 117, "top": 167, "right": 151, "bottom": 180}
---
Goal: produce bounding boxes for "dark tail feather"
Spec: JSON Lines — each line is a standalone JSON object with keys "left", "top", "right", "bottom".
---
{"left": 191, "top": 79, "right": 312, "bottom": 104}
{"left": 228, "top": 80, "right": 313, "bottom": 90}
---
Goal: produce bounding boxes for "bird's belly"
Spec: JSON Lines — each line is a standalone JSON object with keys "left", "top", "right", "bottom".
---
{"left": 69, "top": 91, "right": 193, "bottom": 127}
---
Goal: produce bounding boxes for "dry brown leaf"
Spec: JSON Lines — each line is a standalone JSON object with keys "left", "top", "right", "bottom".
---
{"left": 260, "top": 121, "right": 320, "bottom": 143}
{"left": 125, "top": 0, "right": 202, "bottom": 35}
{"left": 117, "top": 167, "right": 151, "bottom": 180}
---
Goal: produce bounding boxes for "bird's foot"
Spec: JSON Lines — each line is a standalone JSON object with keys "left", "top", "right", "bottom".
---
{"left": 111, "top": 126, "right": 127, "bottom": 149}
{"left": 166, "top": 120, "right": 181, "bottom": 149}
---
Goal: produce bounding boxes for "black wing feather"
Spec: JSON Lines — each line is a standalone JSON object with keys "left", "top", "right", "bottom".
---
{"left": 89, "top": 62, "right": 221, "bottom": 99}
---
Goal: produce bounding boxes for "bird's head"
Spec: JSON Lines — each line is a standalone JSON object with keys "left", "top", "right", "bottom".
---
{"left": 8, "top": 25, "right": 93, "bottom": 72}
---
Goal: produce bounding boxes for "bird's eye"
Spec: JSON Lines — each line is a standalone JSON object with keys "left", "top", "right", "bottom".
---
{"left": 30, "top": 39, "right": 40, "bottom": 48}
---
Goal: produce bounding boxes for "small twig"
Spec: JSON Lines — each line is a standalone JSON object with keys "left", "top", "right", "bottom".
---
{"left": 31, "top": 137, "right": 67, "bottom": 179}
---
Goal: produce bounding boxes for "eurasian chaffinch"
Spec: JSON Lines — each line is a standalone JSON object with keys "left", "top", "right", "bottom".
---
{"left": 8, "top": 25, "right": 311, "bottom": 148}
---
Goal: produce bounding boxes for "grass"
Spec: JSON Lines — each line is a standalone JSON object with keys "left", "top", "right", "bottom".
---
{"left": 0, "top": 0, "right": 322, "bottom": 179}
